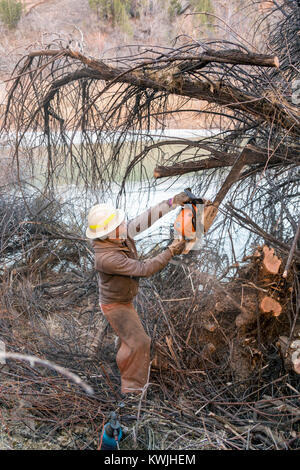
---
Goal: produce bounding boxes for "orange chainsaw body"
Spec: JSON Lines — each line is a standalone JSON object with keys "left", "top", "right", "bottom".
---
{"left": 171, "top": 142, "right": 248, "bottom": 251}
{"left": 174, "top": 203, "right": 199, "bottom": 240}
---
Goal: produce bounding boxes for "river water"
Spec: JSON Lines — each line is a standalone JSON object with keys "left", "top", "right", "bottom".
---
{"left": 1, "top": 128, "right": 259, "bottom": 270}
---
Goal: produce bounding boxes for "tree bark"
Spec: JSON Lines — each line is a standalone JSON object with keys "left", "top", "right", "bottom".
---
{"left": 153, "top": 145, "right": 294, "bottom": 179}
{"left": 28, "top": 48, "right": 280, "bottom": 68}
{"left": 23, "top": 48, "right": 299, "bottom": 135}
{"left": 277, "top": 335, "right": 300, "bottom": 375}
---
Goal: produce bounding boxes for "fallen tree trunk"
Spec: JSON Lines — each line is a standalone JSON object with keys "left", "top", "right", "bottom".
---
{"left": 153, "top": 145, "right": 297, "bottom": 178}
{"left": 8, "top": 48, "right": 299, "bottom": 137}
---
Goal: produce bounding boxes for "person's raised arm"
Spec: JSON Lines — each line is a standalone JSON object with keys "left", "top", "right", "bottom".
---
{"left": 127, "top": 193, "right": 191, "bottom": 238}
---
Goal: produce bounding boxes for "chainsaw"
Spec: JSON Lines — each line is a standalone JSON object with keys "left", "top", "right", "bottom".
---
{"left": 174, "top": 188, "right": 204, "bottom": 241}
{"left": 173, "top": 142, "right": 250, "bottom": 253}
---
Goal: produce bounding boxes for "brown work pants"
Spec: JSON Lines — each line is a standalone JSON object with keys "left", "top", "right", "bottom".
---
{"left": 100, "top": 302, "right": 151, "bottom": 394}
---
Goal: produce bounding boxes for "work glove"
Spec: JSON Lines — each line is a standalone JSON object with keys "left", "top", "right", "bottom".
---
{"left": 168, "top": 238, "right": 186, "bottom": 256}
{"left": 171, "top": 192, "right": 191, "bottom": 207}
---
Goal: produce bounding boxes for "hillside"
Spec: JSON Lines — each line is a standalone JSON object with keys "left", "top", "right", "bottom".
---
{"left": 0, "top": 1, "right": 270, "bottom": 64}
{"left": 0, "top": 0, "right": 272, "bottom": 126}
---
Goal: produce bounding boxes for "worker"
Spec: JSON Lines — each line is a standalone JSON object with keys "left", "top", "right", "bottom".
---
{"left": 86, "top": 193, "right": 192, "bottom": 397}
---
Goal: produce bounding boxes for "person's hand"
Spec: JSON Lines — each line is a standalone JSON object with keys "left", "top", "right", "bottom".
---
{"left": 172, "top": 192, "right": 210, "bottom": 208}
{"left": 168, "top": 238, "right": 186, "bottom": 256}
{"left": 171, "top": 192, "right": 191, "bottom": 207}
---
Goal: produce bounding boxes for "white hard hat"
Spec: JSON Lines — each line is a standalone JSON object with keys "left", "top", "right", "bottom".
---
{"left": 86, "top": 203, "right": 125, "bottom": 240}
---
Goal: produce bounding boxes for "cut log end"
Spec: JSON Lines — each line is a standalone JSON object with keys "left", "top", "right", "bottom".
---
{"left": 260, "top": 296, "right": 282, "bottom": 317}
{"left": 274, "top": 56, "right": 280, "bottom": 68}
{"left": 262, "top": 245, "right": 282, "bottom": 275}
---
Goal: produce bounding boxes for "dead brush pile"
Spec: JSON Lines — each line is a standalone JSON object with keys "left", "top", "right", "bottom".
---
{"left": 0, "top": 0, "right": 299, "bottom": 451}
{"left": 0, "top": 189, "right": 299, "bottom": 450}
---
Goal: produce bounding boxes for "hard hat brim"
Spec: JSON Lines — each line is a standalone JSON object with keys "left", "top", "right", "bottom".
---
{"left": 86, "top": 208, "right": 125, "bottom": 240}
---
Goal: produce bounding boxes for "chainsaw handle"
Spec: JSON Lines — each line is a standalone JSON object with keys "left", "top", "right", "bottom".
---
{"left": 184, "top": 188, "right": 204, "bottom": 205}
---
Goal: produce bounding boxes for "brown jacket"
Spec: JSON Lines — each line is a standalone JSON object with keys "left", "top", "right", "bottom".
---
{"left": 93, "top": 200, "right": 174, "bottom": 304}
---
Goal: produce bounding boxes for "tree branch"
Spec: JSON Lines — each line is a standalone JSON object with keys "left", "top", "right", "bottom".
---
{"left": 23, "top": 48, "right": 298, "bottom": 135}
{"left": 153, "top": 145, "right": 287, "bottom": 178}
